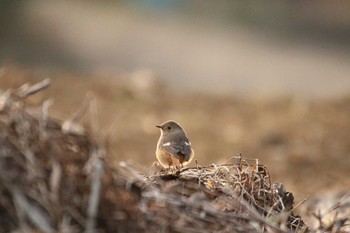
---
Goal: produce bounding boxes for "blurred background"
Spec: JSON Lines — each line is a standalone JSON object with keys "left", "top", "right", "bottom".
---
{"left": 1, "top": 0, "right": 350, "bottom": 201}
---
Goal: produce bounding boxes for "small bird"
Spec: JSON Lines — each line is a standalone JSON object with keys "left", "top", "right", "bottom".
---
{"left": 155, "top": 120, "right": 194, "bottom": 169}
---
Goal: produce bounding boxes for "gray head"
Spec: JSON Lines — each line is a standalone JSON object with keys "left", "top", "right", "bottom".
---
{"left": 156, "top": 120, "right": 184, "bottom": 136}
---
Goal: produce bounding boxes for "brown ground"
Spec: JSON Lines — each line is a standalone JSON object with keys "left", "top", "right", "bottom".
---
{"left": 0, "top": 86, "right": 308, "bottom": 233}
{"left": 1, "top": 64, "right": 350, "bottom": 202}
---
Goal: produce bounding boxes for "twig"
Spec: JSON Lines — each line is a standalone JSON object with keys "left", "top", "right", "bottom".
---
{"left": 62, "top": 93, "right": 93, "bottom": 135}
{"left": 40, "top": 98, "right": 54, "bottom": 139}
{"left": 18, "top": 78, "right": 51, "bottom": 98}
{"left": 85, "top": 150, "right": 104, "bottom": 233}
{"left": 291, "top": 195, "right": 309, "bottom": 212}
{"left": 13, "top": 188, "right": 55, "bottom": 233}
{"left": 49, "top": 159, "right": 62, "bottom": 204}
{"left": 0, "top": 90, "right": 13, "bottom": 112}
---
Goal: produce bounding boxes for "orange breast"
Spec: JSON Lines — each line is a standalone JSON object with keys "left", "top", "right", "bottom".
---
{"left": 156, "top": 149, "right": 193, "bottom": 168}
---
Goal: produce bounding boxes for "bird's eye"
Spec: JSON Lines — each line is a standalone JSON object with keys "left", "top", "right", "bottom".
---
{"left": 167, "top": 126, "right": 172, "bottom": 130}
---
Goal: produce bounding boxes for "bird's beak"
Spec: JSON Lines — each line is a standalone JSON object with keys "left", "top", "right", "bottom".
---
{"left": 156, "top": 125, "right": 162, "bottom": 129}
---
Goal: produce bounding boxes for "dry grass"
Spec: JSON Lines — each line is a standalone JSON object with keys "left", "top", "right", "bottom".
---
{"left": 0, "top": 80, "right": 349, "bottom": 232}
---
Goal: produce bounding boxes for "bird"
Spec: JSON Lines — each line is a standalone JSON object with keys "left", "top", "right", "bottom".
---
{"left": 155, "top": 120, "right": 194, "bottom": 169}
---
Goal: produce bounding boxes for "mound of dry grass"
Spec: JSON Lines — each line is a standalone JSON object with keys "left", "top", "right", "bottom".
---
{"left": 0, "top": 80, "right": 348, "bottom": 232}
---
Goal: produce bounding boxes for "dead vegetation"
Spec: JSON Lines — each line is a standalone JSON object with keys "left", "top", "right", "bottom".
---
{"left": 0, "top": 80, "right": 349, "bottom": 232}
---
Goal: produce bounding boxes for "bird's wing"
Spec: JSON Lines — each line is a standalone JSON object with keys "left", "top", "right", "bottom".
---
{"left": 161, "top": 137, "right": 192, "bottom": 161}
{"left": 179, "top": 140, "right": 192, "bottom": 161}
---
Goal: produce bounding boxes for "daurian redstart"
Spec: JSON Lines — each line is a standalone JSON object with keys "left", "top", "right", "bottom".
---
{"left": 156, "top": 120, "right": 194, "bottom": 168}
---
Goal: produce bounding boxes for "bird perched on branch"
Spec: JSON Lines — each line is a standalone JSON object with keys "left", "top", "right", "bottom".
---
{"left": 155, "top": 120, "right": 194, "bottom": 169}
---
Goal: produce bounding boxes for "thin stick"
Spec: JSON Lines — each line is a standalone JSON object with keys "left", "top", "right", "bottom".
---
{"left": 70, "top": 93, "right": 93, "bottom": 123}
{"left": 40, "top": 98, "right": 54, "bottom": 139}
{"left": 19, "top": 79, "right": 51, "bottom": 98}
{"left": 85, "top": 152, "right": 104, "bottom": 233}
{"left": 13, "top": 188, "right": 55, "bottom": 233}
{"left": 291, "top": 195, "right": 309, "bottom": 212}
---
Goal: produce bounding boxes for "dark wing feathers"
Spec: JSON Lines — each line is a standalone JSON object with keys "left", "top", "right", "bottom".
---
{"left": 160, "top": 133, "right": 192, "bottom": 161}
